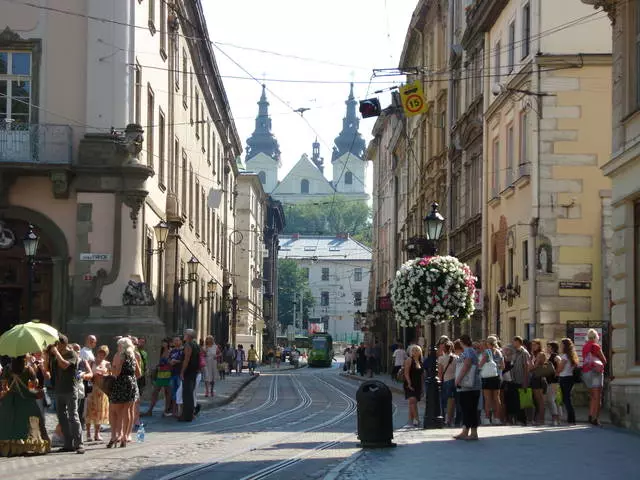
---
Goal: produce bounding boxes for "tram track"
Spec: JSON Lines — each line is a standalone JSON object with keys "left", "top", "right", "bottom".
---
{"left": 158, "top": 373, "right": 358, "bottom": 480}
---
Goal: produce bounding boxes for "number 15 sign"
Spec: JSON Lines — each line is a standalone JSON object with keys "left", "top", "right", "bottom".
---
{"left": 400, "top": 81, "right": 430, "bottom": 117}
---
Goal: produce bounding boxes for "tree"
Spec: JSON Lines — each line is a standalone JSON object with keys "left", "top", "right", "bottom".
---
{"left": 283, "top": 196, "right": 372, "bottom": 246}
{"left": 277, "top": 259, "right": 315, "bottom": 331}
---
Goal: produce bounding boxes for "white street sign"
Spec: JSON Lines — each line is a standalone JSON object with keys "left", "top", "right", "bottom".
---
{"left": 80, "top": 253, "right": 112, "bottom": 261}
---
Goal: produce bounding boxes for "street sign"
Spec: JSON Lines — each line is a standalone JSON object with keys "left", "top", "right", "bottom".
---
{"left": 400, "top": 81, "right": 429, "bottom": 117}
{"left": 559, "top": 281, "right": 591, "bottom": 290}
{"left": 79, "top": 253, "right": 112, "bottom": 261}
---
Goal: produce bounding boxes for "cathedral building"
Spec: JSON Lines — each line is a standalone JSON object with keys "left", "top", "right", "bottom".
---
{"left": 244, "top": 84, "right": 368, "bottom": 205}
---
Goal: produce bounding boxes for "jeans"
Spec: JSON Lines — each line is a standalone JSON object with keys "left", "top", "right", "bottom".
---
{"left": 56, "top": 391, "right": 83, "bottom": 449}
{"left": 559, "top": 377, "right": 576, "bottom": 423}
{"left": 454, "top": 390, "right": 463, "bottom": 426}
{"left": 181, "top": 372, "right": 197, "bottom": 421}
{"left": 440, "top": 379, "right": 455, "bottom": 418}
{"left": 459, "top": 390, "right": 480, "bottom": 429}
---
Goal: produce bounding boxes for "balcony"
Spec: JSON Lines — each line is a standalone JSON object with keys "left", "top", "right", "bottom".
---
{"left": 0, "top": 123, "right": 72, "bottom": 165}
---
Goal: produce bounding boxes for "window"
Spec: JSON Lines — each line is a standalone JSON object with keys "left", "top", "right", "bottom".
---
{"left": 519, "top": 110, "right": 529, "bottom": 175}
{"left": 144, "top": 230, "right": 153, "bottom": 286}
{"left": 201, "top": 105, "right": 205, "bottom": 145}
{"left": 212, "top": 213, "right": 217, "bottom": 259}
{"left": 301, "top": 179, "right": 309, "bottom": 194}
{"left": 464, "top": 161, "right": 472, "bottom": 219}
{"left": 635, "top": 1, "right": 640, "bottom": 109}
{"left": 159, "top": 0, "right": 167, "bottom": 58}
{"left": 201, "top": 189, "right": 206, "bottom": 238}
{"left": 354, "top": 267, "right": 363, "bottom": 282}
{"left": 182, "top": 48, "right": 188, "bottom": 107}
{"left": 522, "top": 3, "right": 531, "bottom": 59}
{"left": 195, "top": 179, "right": 200, "bottom": 235}
{"left": 508, "top": 247, "right": 514, "bottom": 284}
{"left": 206, "top": 206, "right": 211, "bottom": 249}
{"left": 635, "top": 201, "right": 640, "bottom": 361}
{"left": 181, "top": 150, "right": 187, "bottom": 217}
{"left": 344, "top": 171, "right": 353, "bottom": 185}
{"left": 321, "top": 268, "right": 329, "bottom": 281}
{"left": 508, "top": 21, "right": 515, "bottom": 73}
{"left": 258, "top": 171, "right": 266, "bottom": 184}
{"left": 207, "top": 121, "right": 211, "bottom": 164}
{"left": 189, "top": 68, "right": 193, "bottom": 124}
{"left": 523, "top": 240, "right": 529, "bottom": 281}
{"left": 0, "top": 51, "right": 31, "bottom": 126}
{"left": 494, "top": 41, "right": 501, "bottom": 81}
{"left": 171, "top": 137, "right": 178, "bottom": 193}
{"left": 492, "top": 139, "right": 500, "bottom": 197}
{"left": 147, "top": 85, "right": 154, "bottom": 168}
{"left": 195, "top": 91, "right": 200, "bottom": 137}
{"left": 158, "top": 108, "right": 165, "bottom": 188}
{"left": 451, "top": 172, "right": 459, "bottom": 228}
{"left": 173, "top": 35, "right": 179, "bottom": 86}
{"left": 353, "top": 292, "right": 362, "bottom": 307}
{"left": 506, "top": 124, "right": 514, "bottom": 184}
{"left": 134, "top": 62, "right": 142, "bottom": 125}
{"left": 189, "top": 163, "right": 194, "bottom": 224}
{"left": 321, "top": 291, "right": 330, "bottom": 307}
{"left": 148, "top": 0, "right": 156, "bottom": 34}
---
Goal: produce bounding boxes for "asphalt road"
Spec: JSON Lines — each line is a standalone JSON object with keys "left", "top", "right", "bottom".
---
{"left": 0, "top": 364, "right": 407, "bottom": 480}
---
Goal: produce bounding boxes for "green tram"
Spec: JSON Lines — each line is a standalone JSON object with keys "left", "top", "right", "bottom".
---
{"left": 308, "top": 333, "right": 333, "bottom": 367}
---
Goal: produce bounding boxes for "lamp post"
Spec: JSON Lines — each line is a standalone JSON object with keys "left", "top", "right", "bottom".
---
{"left": 152, "top": 221, "right": 170, "bottom": 251}
{"left": 422, "top": 202, "right": 445, "bottom": 429}
{"left": 23, "top": 225, "right": 39, "bottom": 324}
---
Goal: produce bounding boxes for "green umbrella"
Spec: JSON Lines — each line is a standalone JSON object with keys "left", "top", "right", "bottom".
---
{"left": 0, "top": 322, "right": 60, "bottom": 357}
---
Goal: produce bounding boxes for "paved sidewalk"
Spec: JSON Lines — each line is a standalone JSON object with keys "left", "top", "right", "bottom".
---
{"left": 327, "top": 423, "right": 640, "bottom": 479}
{"left": 339, "top": 371, "right": 609, "bottom": 424}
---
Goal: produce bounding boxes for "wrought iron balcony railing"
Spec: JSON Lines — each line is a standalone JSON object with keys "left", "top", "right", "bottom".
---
{"left": 0, "top": 121, "right": 72, "bottom": 164}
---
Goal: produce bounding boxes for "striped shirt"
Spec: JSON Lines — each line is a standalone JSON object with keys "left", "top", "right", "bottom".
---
{"left": 511, "top": 347, "right": 531, "bottom": 385}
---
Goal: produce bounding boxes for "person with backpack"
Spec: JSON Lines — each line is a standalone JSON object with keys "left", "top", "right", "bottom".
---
{"left": 179, "top": 329, "right": 200, "bottom": 422}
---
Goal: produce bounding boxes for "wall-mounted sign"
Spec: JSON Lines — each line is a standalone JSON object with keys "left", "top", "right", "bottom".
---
{"left": 377, "top": 295, "right": 392, "bottom": 311}
{"left": 474, "top": 289, "right": 484, "bottom": 310}
{"left": 80, "top": 253, "right": 112, "bottom": 262}
{"left": 559, "top": 281, "right": 591, "bottom": 290}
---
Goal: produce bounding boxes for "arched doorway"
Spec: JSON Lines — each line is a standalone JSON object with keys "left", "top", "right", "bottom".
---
{"left": 0, "top": 211, "right": 67, "bottom": 334}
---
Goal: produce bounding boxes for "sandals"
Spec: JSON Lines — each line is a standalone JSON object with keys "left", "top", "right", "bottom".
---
{"left": 106, "top": 439, "right": 117, "bottom": 448}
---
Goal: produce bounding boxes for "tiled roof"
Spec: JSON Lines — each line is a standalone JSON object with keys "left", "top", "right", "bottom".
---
{"left": 279, "top": 235, "right": 372, "bottom": 261}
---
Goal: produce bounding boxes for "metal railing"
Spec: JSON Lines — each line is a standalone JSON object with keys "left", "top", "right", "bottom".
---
{"left": 0, "top": 121, "right": 72, "bottom": 164}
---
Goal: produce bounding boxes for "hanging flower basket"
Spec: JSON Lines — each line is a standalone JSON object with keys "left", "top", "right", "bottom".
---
{"left": 390, "top": 255, "right": 477, "bottom": 328}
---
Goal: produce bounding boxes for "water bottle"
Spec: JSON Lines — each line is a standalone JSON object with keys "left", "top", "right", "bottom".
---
{"left": 136, "top": 423, "right": 145, "bottom": 443}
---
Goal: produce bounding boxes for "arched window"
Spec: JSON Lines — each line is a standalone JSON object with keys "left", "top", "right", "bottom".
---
{"left": 301, "top": 179, "right": 310, "bottom": 194}
{"left": 258, "top": 171, "right": 266, "bottom": 184}
{"left": 344, "top": 171, "right": 353, "bottom": 185}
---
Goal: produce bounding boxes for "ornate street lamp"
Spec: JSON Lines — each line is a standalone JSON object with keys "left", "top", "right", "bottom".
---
{"left": 200, "top": 279, "right": 217, "bottom": 304}
{"left": 422, "top": 202, "right": 446, "bottom": 430}
{"left": 187, "top": 256, "right": 199, "bottom": 282}
{"left": 152, "top": 220, "right": 170, "bottom": 252}
{"left": 23, "top": 225, "right": 39, "bottom": 323}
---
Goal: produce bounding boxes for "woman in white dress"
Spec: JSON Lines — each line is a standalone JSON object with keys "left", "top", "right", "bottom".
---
{"left": 203, "top": 336, "right": 218, "bottom": 397}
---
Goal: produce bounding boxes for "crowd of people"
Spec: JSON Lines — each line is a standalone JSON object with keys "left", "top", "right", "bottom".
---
{"left": 389, "top": 329, "right": 607, "bottom": 441}
{"left": 342, "top": 341, "right": 383, "bottom": 377}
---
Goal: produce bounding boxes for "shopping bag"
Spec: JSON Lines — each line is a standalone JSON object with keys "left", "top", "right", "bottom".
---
{"left": 555, "top": 386, "right": 563, "bottom": 406}
{"left": 518, "top": 387, "right": 534, "bottom": 409}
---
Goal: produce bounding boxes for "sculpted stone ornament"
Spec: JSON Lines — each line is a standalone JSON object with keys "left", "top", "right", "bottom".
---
{"left": 117, "top": 124, "right": 145, "bottom": 165}
{"left": 50, "top": 171, "right": 70, "bottom": 199}
{"left": 123, "top": 191, "right": 148, "bottom": 229}
{"left": 122, "top": 280, "right": 156, "bottom": 306}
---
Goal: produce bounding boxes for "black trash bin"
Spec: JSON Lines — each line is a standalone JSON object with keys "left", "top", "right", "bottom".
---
{"left": 356, "top": 380, "right": 395, "bottom": 448}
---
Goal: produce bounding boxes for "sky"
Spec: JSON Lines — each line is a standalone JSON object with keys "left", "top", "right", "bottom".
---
{"left": 202, "top": 0, "right": 418, "bottom": 195}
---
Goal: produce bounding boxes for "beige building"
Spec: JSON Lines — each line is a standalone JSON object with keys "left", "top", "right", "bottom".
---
{"left": 0, "top": 1, "right": 242, "bottom": 355}
{"left": 585, "top": 0, "right": 640, "bottom": 430}
{"left": 478, "top": 0, "right": 612, "bottom": 341}
{"left": 234, "top": 169, "right": 266, "bottom": 357}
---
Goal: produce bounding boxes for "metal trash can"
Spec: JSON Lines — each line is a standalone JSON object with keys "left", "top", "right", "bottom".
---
{"left": 356, "top": 380, "right": 395, "bottom": 448}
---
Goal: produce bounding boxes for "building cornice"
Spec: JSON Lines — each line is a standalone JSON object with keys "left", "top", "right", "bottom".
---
{"left": 602, "top": 137, "right": 640, "bottom": 177}
{"left": 581, "top": 0, "right": 617, "bottom": 24}
{"left": 462, "top": 0, "right": 509, "bottom": 47}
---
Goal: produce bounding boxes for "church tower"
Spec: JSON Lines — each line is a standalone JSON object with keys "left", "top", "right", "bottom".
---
{"left": 311, "top": 138, "right": 324, "bottom": 173}
{"left": 332, "top": 83, "right": 366, "bottom": 195}
{"left": 245, "top": 85, "right": 280, "bottom": 193}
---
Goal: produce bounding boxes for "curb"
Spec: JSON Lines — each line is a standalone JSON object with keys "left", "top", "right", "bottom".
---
{"left": 323, "top": 449, "right": 365, "bottom": 480}
{"left": 199, "top": 374, "right": 259, "bottom": 410}
{"left": 339, "top": 373, "right": 404, "bottom": 395}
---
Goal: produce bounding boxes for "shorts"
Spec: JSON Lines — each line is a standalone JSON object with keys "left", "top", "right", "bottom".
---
{"left": 248, "top": 360, "right": 257, "bottom": 369}
{"left": 137, "top": 376, "right": 146, "bottom": 394}
{"left": 583, "top": 370, "right": 604, "bottom": 389}
{"left": 481, "top": 376, "right": 501, "bottom": 390}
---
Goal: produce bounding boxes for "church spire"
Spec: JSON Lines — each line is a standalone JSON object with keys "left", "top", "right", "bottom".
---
{"left": 311, "top": 137, "right": 323, "bottom": 173}
{"left": 332, "top": 82, "right": 365, "bottom": 162}
{"left": 245, "top": 84, "right": 281, "bottom": 163}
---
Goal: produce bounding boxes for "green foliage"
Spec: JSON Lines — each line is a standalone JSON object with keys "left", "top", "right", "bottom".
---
{"left": 278, "top": 259, "right": 315, "bottom": 328}
{"left": 283, "top": 197, "right": 372, "bottom": 246}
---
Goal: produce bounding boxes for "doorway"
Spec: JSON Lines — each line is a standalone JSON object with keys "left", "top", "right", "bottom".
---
{"left": 0, "top": 288, "right": 21, "bottom": 333}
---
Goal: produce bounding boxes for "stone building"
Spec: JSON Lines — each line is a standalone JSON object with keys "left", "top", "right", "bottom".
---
{"left": 0, "top": 1, "right": 241, "bottom": 357}
{"left": 476, "top": 0, "right": 612, "bottom": 341}
{"left": 584, "top": 0, "right": 640, "bottom": 430}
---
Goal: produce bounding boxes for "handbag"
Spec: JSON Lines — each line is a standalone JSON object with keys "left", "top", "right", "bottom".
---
{"left": 572, "top": 366, "right": 582, "bottom": 383}
{"left": 584, "top": 352, "right": 604, "bottom": 373}
{"left": 533, "top": 362, "right": 555, "bottom": 379}
{"left": 455, "top": 361, "right": 477, "bottom": 389}
{"left": 518, "top": 387, "right": 534, "bottom": 409}
{"left": 396, "top": 367, "right": 405, "bottom": 382}
{"left": 480, "top": 351, "right": 498, "bottom": 378}
{"left": 97, "top": 374, "right": 116, "bottom": 397}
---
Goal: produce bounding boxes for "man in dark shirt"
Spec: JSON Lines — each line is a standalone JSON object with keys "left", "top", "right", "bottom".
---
{"left": 179, "top": 329, "right": 200, "bottom": 422}
{"left": 50, "top": 334, "right": 84, "bottom": 454}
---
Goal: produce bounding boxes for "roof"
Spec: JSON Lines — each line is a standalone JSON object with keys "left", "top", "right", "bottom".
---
{"left": 279, "top": 235, "right": 372, "bottom": 262}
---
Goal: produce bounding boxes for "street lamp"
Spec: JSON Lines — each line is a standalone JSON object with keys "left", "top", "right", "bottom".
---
{"left": 178, "top": 256, "right": 200, "bottom": 286}
{"left": 200, "top": 279, "right": 217, "bottom": 304}
{"left": 422, "top": 202, "right": 445, "bottom": 429}
{"left": 23, "top": 225, "right": 39, "bottom": 323}
{"left": 152, "top": 220, "right": 170, "bottom": 253}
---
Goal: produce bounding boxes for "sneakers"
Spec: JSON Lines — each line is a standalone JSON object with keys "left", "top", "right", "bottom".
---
{"left": 412, "top": 418, "right": 420, "bottom": 427}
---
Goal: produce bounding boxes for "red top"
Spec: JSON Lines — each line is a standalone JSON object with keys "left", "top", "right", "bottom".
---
{"left": 582, "top": 341, "right": 605, "bottom": 373}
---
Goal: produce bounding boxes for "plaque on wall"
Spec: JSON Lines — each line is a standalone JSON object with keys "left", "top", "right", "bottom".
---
{"left": 559, "top": 281, "right": 591, "bottom": 290}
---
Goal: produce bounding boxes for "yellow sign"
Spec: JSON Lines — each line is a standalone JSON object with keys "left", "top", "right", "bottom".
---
{"left": 400, "top": 81, "right": 429, "bottom": 117}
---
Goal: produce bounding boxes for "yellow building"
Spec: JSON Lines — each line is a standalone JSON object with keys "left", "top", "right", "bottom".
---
{"left": 480, "top": 1, "right": 612, "bottom": 340}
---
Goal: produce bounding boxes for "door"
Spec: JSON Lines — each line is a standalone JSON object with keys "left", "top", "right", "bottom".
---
{"left": 0, "top": 288, "right": 22, "bottom": 334}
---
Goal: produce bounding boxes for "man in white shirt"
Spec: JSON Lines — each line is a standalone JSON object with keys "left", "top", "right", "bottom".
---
{"left": 78, "top": 335, "right": 96, "bottom": 432}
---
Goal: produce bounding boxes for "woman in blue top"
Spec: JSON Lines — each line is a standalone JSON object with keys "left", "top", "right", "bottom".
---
{"left": 454, "top": 334, "right": 481, "bottom": 441}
